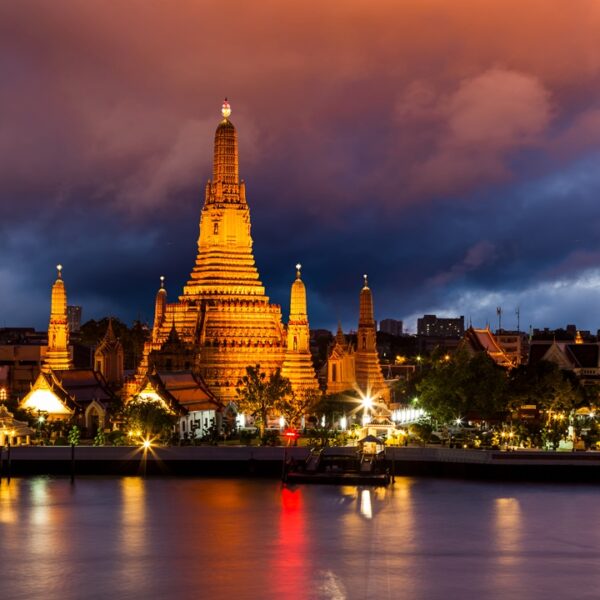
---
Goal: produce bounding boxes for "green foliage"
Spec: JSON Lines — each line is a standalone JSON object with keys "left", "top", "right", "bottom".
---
{"left": 409, "top": 417, "right": 434, "bottom": 444}
{"left": 278, "top": 388, "right": 321, "bottom": 428}
{"left": 313, "top": 390, "right": 360, "bottom": 424}
{"left": 106, "top": 430, "right": 127, "bottom": 446}
{"left": 417, "top": 349, "right": 507, "bottom": 423}
{"left": 93, "top": 429, "right": 106, "bottom": 446}
{"left": 68, "top": 425, "right": 81, "bottom": 446}
{"left": 261, "top": 430, "right": 280, "bottom": 446}
{"left": 123, "top": 398, "right": 177, "bottom": 443}
{"left": 235, "top": 365, "right": 292, "bottom": 440}
{"left": 507, "top": 361, "right": 582, "bottom": 414}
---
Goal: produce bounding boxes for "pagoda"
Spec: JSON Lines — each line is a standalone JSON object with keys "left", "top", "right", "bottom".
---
{"left": 280, "top": 264, "right": 319, "bottom": 397}
{"left": 134, "top": 100, "right": 286, "bottom": 402}
{"left": 43, "top": 265, "right": 73, "bottom": 372}
{"left": 354, "top": 275, "right": 389, "bottom": 404}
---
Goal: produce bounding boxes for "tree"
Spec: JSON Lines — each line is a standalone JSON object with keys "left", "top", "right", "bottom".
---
{"left": 123, "top": 398, "right": 177, "bottom": 443}
{"left": 278, "top": 388, "right": 321, "bottom": 429}
{"left": 235, "top": 365, "right": 292, "bottom": 440}
{"left": 68, "top": 425, "right": 81, "bottom": 446}
{"left": 417, "top": 348, "right": 507, "bottom": 423}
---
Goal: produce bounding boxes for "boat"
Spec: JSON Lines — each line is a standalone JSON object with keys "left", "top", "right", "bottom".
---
{"left": 284, "top": 435, "right": 390, "bottom": 486}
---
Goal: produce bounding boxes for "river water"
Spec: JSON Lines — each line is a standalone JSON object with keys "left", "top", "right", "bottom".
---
{"left": 1, "top": 476, "right": 599, "bottom": 599}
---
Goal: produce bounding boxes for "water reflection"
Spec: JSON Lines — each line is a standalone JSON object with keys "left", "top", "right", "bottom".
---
{"left": 120, "top": 476, "right": 146, "bottom": 555}
{"left": 495, "top": 497, "right": 522, "bottom": 564}
{"left": 272, "top": 486, "right": 310, "bottom": 599}
{"left": 0, "top": 478, "right": 19, "bottom": 524}
{"left": 1, "top": 478, "right": 600, "bottom": 600}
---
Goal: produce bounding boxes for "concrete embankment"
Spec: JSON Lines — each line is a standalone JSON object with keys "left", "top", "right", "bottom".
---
{"left": 2, "top": 445, "right": 600, "bottom": 482}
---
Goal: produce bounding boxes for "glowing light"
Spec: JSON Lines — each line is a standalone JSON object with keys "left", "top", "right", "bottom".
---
{"left": 340, "top": 415, "right": 347, "bottom": 431}
{"left": 296, "top": 263, "right": 301, "bottom": 271}
{"left": 362, "top": 395, "right": 373, "bottom": 410}
{"left": 362, "top": 413, "right": 371, "bottom": 426}
{"left": 279, "top": 415, "right": 285, "bottom": 429}
{"left": 22, "top": 389, "right": 72, "bottom": 415}
{"left": 142, "top": 439, "right": 152, "bottom": 449}
{"left": 236, "top": 413, "right": 246, "bottom": 428}
{"left": 454, "top": 418, "right": 463, "bottom": 426}
{"left": 320, "top": 415, "right": 326, "bottom": 428}
{"left": 360, "top": 489, "right": 372, "bottom": 520}
{"left": 221, "top": 98, "right": 231, "bottom": 118}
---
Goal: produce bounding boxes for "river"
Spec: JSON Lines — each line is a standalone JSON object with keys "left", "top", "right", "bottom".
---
{"left": 1, "top": 477, "right": 599, "bottom": 599}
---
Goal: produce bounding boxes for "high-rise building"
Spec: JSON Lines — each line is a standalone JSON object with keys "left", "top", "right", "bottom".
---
{"left": 67, "top": 305, "right": 82, "bottom": 333}
{"left": 417, "top": 314, "right": 464, "bottom": 338}
{"left": 379, "top": 318, "right": 403, "bottom": 336}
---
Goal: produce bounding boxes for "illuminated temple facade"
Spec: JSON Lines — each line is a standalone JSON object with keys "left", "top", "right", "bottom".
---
{"left": 131, "top": 101, "right": 318, "bottom": 403}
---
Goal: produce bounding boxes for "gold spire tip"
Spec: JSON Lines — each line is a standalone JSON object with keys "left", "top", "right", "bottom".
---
{"left": 221, "top": 97, "right": 231, "bottom": 119}
{"left": 56, "top": 264, "right": 63, "bottom": 278}
{"left": 363, "top": 273, "right": 368, "bottom": 287}
{"left": 295, "top": 263, "right": 302, "bottom": 279}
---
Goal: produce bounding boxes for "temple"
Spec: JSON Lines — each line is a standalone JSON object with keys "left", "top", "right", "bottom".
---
{"left": 130, "top": 100, "right": 296, "bottom": 402}
{"left": 281, "top": 265, "right": 320, "bottom": 397}
{"left": 325, "top": 276, "right": 390, "bottom": 404}
{"left": 43, "top": 265, "right": 73, "bottom": 372}
{"left": 354, "top": 275, "right": 390, "bottom": 403}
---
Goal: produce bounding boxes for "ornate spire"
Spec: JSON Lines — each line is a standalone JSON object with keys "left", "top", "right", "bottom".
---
{"left": 363, "top": 273, "right": 368, "bottom": 288}
{"left": 335, "top": 321, "right": 345, "bottom": 346}
{"left": 290, "top": 263, "right": 307, "bottom": 320}
{"left": 153, "top": 276, "right": 167, "bottom": 342}
{"left": 213, "top": 97, "right": 238, "bottom": 185}
{"left": 282, "top": 263, "right": 319, "bottom": 396}
{"left": 44, "top": 264, "right": 73, "bottom": 372}
{"left": 359, "top": 275, "right": 374, "bottom": 326}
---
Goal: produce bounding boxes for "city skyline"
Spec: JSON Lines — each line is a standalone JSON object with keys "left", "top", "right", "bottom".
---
{"left": 2, "top": 1, "right": 600, "bottom": 333}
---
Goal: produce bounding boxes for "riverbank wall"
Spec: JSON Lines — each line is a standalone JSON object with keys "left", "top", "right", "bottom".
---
{"left": 2, "top": 446, "right": 600, "bottom": 482}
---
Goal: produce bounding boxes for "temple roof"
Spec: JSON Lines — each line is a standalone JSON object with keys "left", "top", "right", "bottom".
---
{"left": 141, "top": 371, "right": 222, "bottom": 414}
{"left": 463, "top": 327, "right": 514, "bottom": 368}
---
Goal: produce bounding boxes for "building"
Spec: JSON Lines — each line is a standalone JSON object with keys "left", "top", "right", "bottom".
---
{"left": 379, "top": 319, "right": 403, "bottom": 336}
{"left": 136, "top": 370, "right": 224, "bottom": 440}
{"left": 529, "top": 341, "right": 600, "bottom": 386}
{"left": 67, "top": 305, "right": 82, "bottom": 333}
{"left": 128, "top": 100, "right": 318, "bottom": 404}
{"left": 325, "top": 277, "right": 390, "bottom": 404}
{"left": 94, "top": 319, "right": 124, "bottom": 386}
{"left": 280, "top": 264, "right": 320, "bottom": 399}
{"left": 495, "top": 330, "right": 530, "bottom": 366}
{"left": 19, "top": 266, "right": 117, "bottom": 433}
{"left": 326, "top": 324, "right": 356, "bottom": 395}
{"left": 461, "top": 327, "right": 514, "bottom": 368}
{"left": 417, "top": 314, "right": 464, "bottom": 338}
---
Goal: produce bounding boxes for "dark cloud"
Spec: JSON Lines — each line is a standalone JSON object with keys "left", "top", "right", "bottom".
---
{"left": 2, "top": 1, "right": 600, "bottom": 333}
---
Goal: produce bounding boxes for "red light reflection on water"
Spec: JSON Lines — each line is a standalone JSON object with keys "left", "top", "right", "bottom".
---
{"left": 272, "top": 486, "right": 311, "bottom": 599}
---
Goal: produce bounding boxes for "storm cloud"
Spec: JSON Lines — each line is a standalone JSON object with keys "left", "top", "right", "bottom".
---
{"left": 2, "top": 0, "right": 600, "bottom": 333}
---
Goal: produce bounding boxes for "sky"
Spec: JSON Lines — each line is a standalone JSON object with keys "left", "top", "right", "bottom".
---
{"left": 2, "top": 0, "right": 600, "bottom": 334}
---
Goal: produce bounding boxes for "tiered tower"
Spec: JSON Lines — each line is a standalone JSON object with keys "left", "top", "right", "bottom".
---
{"left": 281, "top": 264, "right": 319, "bottom": 397}
{"left": 354, "top": 275, "right": 389, "bottom": 403}
{"left": 43, "top": 265, "right": 73, "bottom": 372}
{"left": 137, "top": 100, "right": 285, "bottom": 402}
